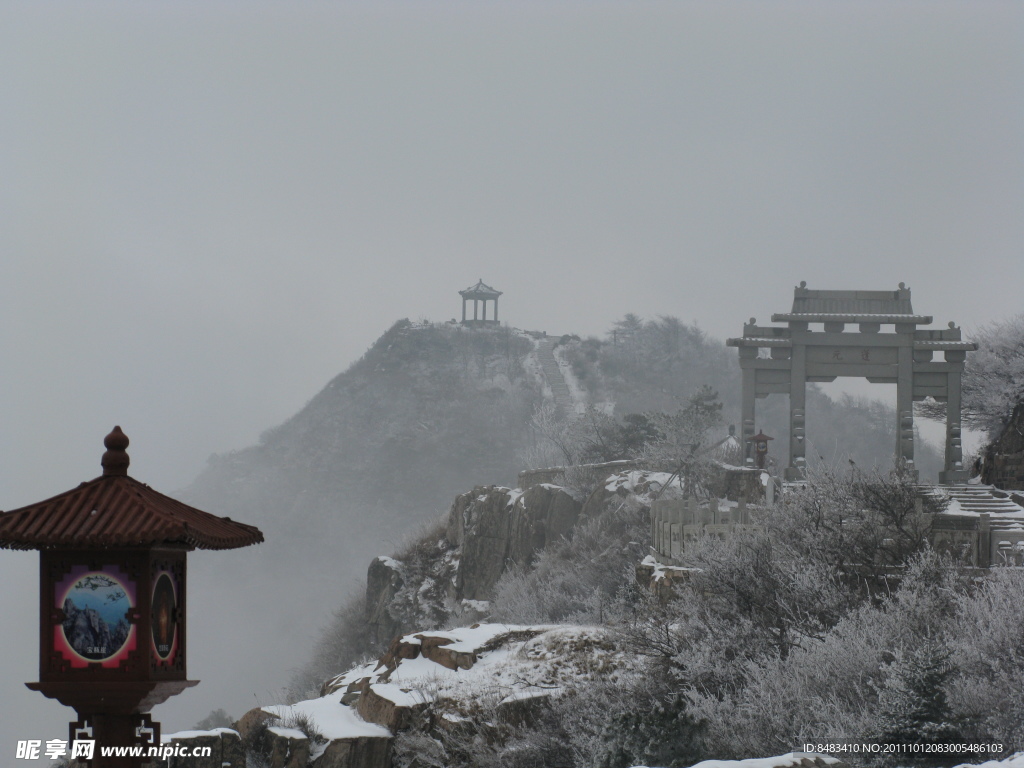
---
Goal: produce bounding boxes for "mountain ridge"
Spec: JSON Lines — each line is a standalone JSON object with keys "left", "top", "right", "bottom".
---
{"left": 163, "top": 314, "right": 942, "bottom": 738}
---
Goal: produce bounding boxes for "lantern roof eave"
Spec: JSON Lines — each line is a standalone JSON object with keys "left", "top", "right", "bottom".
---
{"left": 0, "top": 473, "right": 263, "bottom": 552}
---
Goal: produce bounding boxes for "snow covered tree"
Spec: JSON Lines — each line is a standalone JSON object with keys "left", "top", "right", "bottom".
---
{"left": 922, "top": 314, "right": 1024, "bottom": 438}
{"left": 872, "top": 640, "right": 962, "bottom": 752}
{"left": 947, "top": 568, "right": 1024, "bottom": 750}
{"left": 682, "top": 531, "right": 848, "bottom": 662}
{"left": 762, "top": 462, "right": 942, "bottom": 584}
{"left": 642, "top": 385, "right": 724, "bottom": 496}
{"left": 963, "top": 314, "right": 1024, "bottom": 437}
{"left": 592, "top": 693, "right": 703, "bottom": 768}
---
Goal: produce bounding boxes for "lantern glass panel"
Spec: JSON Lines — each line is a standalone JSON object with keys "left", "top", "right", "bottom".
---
{"left": 151, "top": 571, "right": 179, "bottom": 664}
{"left": 55, "top": 565, "right": 136, "bottom": 668}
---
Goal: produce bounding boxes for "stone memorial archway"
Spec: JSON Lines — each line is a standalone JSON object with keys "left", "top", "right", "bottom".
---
{"left": 727, "top": 283, "right": 977, "bottom": 483}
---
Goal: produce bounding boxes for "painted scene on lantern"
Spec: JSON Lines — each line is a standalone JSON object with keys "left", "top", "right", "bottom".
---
{"left": 151, "top": 571, "right": 178, "bottom": 662}
{"left": 57, "top": 567, "right": 135, "bottom": 666}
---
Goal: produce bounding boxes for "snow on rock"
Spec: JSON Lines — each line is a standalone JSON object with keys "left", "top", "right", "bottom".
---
{"left": 270, "top": 622, "right": 641, "bottom": 760}
{"left": 604, "top": 470, "right": 684, "bottom": 502}
{"left": 399, "top": 622, "right": 524, "bottom": 654}
{"left": 263, "top": 693, "right": 391, "bottom": 742}
{"left": 505, "top": 487, "right": 525, "bottom": 509}
{"left": 639, "top": 554, "right": 700, "bottom": 583}
{"left": 627, "top": 753, "right": 848, "bottom": 768}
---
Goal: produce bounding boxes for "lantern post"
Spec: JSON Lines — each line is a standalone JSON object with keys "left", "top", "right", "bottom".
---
{"left": 0, "top": 427, "right": 263, "bottom": 767}
{"left": 747, "top": 430, "right": 774, "bottom": 470}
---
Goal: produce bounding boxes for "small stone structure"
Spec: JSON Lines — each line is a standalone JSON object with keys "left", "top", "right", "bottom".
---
{"left": 727, "top": 283, "right": 977, "bottom": 482}
{"left": 459, "top": 279, "right": 502, "bottom": 324}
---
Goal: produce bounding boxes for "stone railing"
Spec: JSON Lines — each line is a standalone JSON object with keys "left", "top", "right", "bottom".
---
{"left": 650, "top": 495, "right": 762, "bottom": 563}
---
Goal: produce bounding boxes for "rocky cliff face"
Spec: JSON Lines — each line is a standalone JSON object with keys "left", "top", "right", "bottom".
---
{"left": 365, "top": 467, "right": 686, "bottom": 648}
{"left": 448, "top": 482, "right": 582, "bottom": 601}
{"left": 365, "top": 482, "right": 582, "bottom": 644}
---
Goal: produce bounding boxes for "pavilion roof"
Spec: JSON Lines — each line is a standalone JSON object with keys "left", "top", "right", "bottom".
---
{"left": 0, "top": 427, "right": 263, "bottom": 551}
{"left": 459, "top": 279, "right": 502, "bottom": 298}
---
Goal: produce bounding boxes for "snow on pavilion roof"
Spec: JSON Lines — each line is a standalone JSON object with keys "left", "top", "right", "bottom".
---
{"left": 0, "top": 427, "right": 263, "bottom": 551}
{"left": 459, "top": 279, "right": 502, "bottom": 298}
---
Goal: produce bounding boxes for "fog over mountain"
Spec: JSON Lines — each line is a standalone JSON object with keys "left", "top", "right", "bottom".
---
{"left": 153, "top": 316, "right": 940, "bottom": 730}
{"left": 1, "top": 1, "right": 1020, "bottom": 757}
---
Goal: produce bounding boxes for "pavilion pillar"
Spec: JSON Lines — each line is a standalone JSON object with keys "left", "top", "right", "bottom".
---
{"left": 494, "top": 296, "right": 499, "bottom": 322}
{"left": 787, "top": 343, "right": 806, "bottom": 480}
{"left": 474, "top": 299, "right": 478, "bottom": 321}
{"left": 462, "top": 299, "right": 466, "bottom": 323}
{"left": 897, "top": 345, "right": 915, "bottom": 473}
{"left": 741, "top": 366, "right": 755, "bottom": 466}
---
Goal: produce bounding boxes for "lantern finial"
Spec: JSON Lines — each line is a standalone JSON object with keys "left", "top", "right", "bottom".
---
{"left": 101, "top": 425, "right": 130, "bottom": 476}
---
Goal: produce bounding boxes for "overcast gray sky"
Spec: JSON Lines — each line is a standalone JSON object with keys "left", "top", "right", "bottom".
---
{"left": 1, "top": 0, "right": 1022, "bottom": 749}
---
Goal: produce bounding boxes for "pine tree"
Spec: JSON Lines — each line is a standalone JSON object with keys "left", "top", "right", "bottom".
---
{"left": 874, "top": 640, "right": 961, "bottom": 751}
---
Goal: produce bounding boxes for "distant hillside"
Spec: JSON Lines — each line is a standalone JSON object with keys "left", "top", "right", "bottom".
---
{"left": 166, "top": 314, "right": 941, "bottom": 734}
{"left": 185, "top": 319, "right": 540, "bottom": 547}
{"left": 167, "top": 320, "right": 544, "bottom": 732}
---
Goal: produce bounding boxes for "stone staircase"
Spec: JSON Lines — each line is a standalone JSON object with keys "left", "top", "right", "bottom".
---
{"left": 536, "top": 337, "right": 577, "bottom": 414}
{"left": 924, "top": 485, "right": 1024, "bottom": 544}
{"left": 926, "top": 484, "right": 1024, "bottom": 518}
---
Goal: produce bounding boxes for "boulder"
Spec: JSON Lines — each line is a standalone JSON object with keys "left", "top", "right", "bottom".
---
{"left": 177, "top": 733, "right": 224, "bottom": 768}
{"left": 313, "top": 735, "right": 393, "bottom": 768}
{"left": 506, "top": 483, "right": 581, "bottom": 566}
{"left": 235, "top": 707, "right": 280, "bottom": 744}
{"left": 357, "top": 679, "right": 427, "bottom": 731}
{"left": 415, "top": 633, "right": 476, "bottom": 670}
{"left": 366, "top": 556, "right": 405, "bottom": 645}
{"left": 220, "top": 730, "right": 244, "bottom": 768}
{"left": 449, "top": 486, "right": 514, "bottom": 600}
{"left": 266, "top": 727, "right": 310, "bottom": 768}
{"left": 376, "top": 633, "right": 423, "bottom": 670}
{"left": 495, "top": 690, "right": 551, "bottom": 727}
